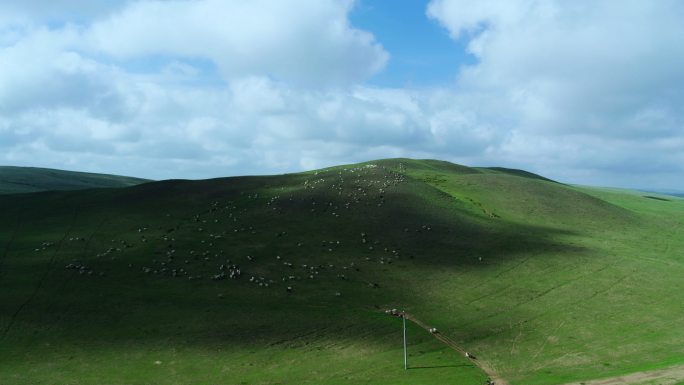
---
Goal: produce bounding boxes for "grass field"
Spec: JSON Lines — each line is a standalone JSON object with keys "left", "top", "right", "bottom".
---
{"left": 1, "top": 158, "right": 683, "bottom": 384}
{"left": 0, "top": 166, "right": 149, "bottom": 194}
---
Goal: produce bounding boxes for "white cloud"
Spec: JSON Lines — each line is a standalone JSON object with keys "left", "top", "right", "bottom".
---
{"left": 427, "top": 0, "right": 684, "bottom": 187}
{"left": 87, "top": 0, "right": 388, "bottom": 87}
{"left": 0, "top": 0, "right": 400, "bottom": 179}
{"left": 0, "top": 59, "right": 502, "bottom": 180}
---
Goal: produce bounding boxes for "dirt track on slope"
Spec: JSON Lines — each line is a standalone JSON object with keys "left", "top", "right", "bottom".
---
{"left": 390, "top": 311, "right": 511, "bottom": 385}
{"left": 559, "top": 364, "right": 684, "bottom": 385}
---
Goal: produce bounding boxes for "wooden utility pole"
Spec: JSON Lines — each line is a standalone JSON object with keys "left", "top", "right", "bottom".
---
{"left": 403, "top": 314, "right": 408, "bottom": 370}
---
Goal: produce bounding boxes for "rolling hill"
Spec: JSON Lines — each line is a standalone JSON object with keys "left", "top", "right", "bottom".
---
{"left": 1, "top": 158, "right": 683, "bottom": 385}
{"left": 0, "top": 166, "right": 150, "bottom": 194}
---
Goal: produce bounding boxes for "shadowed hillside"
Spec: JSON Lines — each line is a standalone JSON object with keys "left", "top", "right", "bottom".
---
{"left": 1, "top": 159, "right": 683, "bottom": 385}
{"left": 0, "top": 166, "right": 150, "bottom": 194}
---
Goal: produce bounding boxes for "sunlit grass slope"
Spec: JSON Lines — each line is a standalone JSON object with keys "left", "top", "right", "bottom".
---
{"left": 1, "top": 158, "right": 683, "bottom": 385}
{"left": 0, "top": 166, "right": 150, "bottom": 194}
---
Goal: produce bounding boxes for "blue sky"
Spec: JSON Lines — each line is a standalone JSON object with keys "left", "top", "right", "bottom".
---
{"left": 1, "top": 0, "right": 683, "bottom": 190}
{"left": 350, "top": 0, "right": 475, "bottom": 88}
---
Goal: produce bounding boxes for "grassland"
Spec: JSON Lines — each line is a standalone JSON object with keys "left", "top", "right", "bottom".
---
{"left": 0, "top": 166, "right": 149, "bottom": 194}
{"left": 1, "top": 158, "right": 683, "bottom": 384}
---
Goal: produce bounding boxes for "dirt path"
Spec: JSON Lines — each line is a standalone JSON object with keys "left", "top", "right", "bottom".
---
{"left": 385, "top": 312, "right": 684, "bottom": 385}
{"left": 559, "top": 364, "right": 684, "bottom": 385}
{"left": 388, "top": 310, "right": 511, "bottom": 385}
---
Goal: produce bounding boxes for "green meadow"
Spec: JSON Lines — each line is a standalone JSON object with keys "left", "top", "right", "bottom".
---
{"left": 1, "top": 158, "right": 683, "bottom": 384}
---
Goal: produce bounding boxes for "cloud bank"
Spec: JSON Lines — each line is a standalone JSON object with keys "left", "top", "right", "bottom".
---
{"left": 427, "top": 0, "right": 684, "bottom": 187}
{"left": 1, "top": 0, "right": 683, "bottom": 188}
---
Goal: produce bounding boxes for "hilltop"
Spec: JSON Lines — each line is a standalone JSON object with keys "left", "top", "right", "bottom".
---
{"left": 0, "top": 166, "right": 150, "bottom": 194}
{"left": 1, "top": 158, "right": 683, "bottom": 385}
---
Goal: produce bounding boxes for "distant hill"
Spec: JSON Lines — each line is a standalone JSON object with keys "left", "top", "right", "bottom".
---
{"left": 0, "top": 166, "right": 150, "bottom": 194}
{"left": 480, "top": 166, "right": 558, "bottom": 183}
{"left": 643, "top": 189, "right": 684, "bottom": 198}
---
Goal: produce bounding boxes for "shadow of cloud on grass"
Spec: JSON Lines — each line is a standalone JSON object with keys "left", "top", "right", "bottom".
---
{"left": 0, "top": 164, "right": 624, "bottom": 385}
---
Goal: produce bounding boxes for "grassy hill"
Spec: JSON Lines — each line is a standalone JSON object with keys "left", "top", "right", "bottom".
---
{"left": 1, "top": 158, "right": 683, "bottom": 385}
{"left": 0, "top": 166, "right": 150, "bottom": 194}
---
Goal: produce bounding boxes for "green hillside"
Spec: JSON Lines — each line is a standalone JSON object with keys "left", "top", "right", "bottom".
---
{"left": 0, "top": 166, "right": 150, "bottom": 194}
{"left": 1, "top": 158, "right": 683, "bottom": 385}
